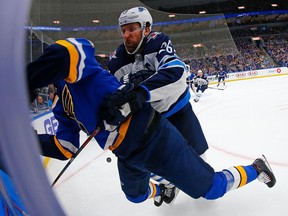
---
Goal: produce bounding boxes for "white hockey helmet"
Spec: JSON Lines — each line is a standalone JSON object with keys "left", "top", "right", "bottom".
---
{"left": 197, "top": 69, "right": 203, "bottom": 74}
{"left": 118, "top": 6, "right": 153, "bottom": 29}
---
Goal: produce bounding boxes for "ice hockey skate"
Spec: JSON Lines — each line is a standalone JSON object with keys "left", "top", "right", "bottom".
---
{"left": 154, "top": 184, "right": 180, "bottom": 207}
{"left": 252, "top": 155, "right": 276, "bottom": 188}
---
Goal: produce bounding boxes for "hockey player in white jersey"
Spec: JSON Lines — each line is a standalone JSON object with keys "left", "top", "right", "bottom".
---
{"left": 194, "top": 69, "right": 209, "bottom": 102}
{"left": 108, "top": 7, "right": 209, "bottom": 204}
{"left": 186, "top": 64, "right": 196, "bottom": 93}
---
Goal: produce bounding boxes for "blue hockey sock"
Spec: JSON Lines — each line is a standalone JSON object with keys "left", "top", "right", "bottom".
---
{"left": 203, "top": 165, "right": 258, "bottom": 200}
{"left": 224, "top": 165, "right": 258, "bottom": 191}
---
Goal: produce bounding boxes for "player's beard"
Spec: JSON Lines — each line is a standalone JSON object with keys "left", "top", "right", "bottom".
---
{"left": 124, "top": 40, "right": 136, "bottom": 53}
{"left": 124, "top": 36, "right": 145, "bottom": 55}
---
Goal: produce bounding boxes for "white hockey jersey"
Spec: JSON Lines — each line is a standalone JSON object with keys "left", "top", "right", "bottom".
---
{"left": 108, "top": 31, "right": 190, "bottom": 117}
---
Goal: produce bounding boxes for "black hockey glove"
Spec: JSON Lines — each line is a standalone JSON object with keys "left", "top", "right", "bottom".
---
{"left": 120, "top": 70, "right": 155, "bottom": 86}
{"left": 99, "top": 83, "right": 147, "bottom": 131}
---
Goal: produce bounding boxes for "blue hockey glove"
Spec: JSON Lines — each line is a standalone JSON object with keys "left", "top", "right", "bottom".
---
{"left": 120, "top": 70, "right": 154, "bottom": 86}
{"left": 99, "top": 83, "right": 147, "bottom": 129}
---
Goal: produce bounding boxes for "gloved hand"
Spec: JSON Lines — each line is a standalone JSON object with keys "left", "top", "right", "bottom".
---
{"left": 120, "top": 70, "right": 155, "bottom": 86}
{"left": 99, "top": 83, "right": 147, "bottom": 130}
{"left": 195, "top": 78, "right": 208, "bottom": 86}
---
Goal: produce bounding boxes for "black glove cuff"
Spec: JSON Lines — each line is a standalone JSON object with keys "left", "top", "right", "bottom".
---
{"left": 135, "top": 87, "right": 148, "bottom": 103}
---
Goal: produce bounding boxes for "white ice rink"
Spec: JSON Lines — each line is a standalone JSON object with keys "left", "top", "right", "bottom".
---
{"left": 46, "top": 75, "right": 288, "bottom": 216}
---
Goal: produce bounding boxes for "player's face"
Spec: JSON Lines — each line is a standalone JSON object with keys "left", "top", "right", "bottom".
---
{"left": 120, "top": 23, "right": 143, "bottom": 53}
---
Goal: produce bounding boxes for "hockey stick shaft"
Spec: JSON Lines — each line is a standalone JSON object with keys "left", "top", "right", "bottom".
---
{"left": 208, "top": 86, "right": 225, "bottom": 90}
{"left": 51, "top": 127, "right": 100, "bottom": 187}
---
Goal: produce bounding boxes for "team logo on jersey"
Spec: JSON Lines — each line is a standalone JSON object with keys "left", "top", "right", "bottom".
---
{"left": 62, "top": 85, "right": 87, "bottom": 133}
{"left": 110, "top": 50, "right": 117, "bottom": 59}
{"left": 147, "top": 32, "right": 160, "bottom": 42}
{"left": 62, "top": 85, "right": 75, "bottom": 119}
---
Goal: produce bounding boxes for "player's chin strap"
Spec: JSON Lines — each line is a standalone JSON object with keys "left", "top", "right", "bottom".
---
{"left": 126, "top": 37, "right": 144, "bottom": 55}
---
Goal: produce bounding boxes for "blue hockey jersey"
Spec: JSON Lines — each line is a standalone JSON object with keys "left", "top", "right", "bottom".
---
{"left": 109, "top": 31, "right": 190, "bottom": 118}
{"left": 216, "top": 71, "right": 227, "bottom": 78}
{"left": 30, "top": 38, "right": 154, "bottom": 159}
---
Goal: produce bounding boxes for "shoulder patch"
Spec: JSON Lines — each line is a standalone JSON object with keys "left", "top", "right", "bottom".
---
{"left": 147, "top": 32, "right": 161, "bottom": 42}
{"left": 110, "top": 50, "right": 117, "bottom": 59}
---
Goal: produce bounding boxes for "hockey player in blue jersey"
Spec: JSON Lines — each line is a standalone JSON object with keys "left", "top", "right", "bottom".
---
{"left": 27, "top": 38, "right": 276, "bottom": 208}
{"left": 108, "top": 7, "right": 209, "bottom": 197}
{"left": 194, "top": 69, "right": 209, "bottom": 102}
{"left": 216, "top": 68, "right": 228, "bottom": 87}
{"left": 186, "top": 68, "right": 196, "bottom": 93}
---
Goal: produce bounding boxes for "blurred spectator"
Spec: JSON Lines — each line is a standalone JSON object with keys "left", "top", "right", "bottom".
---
{"left": 30, "top": 100, "right": 37, "bottom": 113}
{"left": 179, "top": 25, "right": 288, "bottom": 75}
{"left": 47, "top": 92, "right": 55, "bottom": 109}
{"left": 48, "top": 84, "right": 56, "bottom": 94}
{"left": 36, "top": 95, "right": 47, "bottom": 110}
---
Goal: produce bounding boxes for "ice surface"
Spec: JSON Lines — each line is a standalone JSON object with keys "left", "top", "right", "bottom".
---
{"left": 46, "top": 75, "right": 288, "bottom": 216}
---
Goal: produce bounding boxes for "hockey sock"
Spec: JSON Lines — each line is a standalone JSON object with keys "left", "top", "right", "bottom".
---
{"left": 125, "top": 181, "right": 160, "bottom": 203}
{"left": 151, "top": 173, "right": 171, "bottom": 185}
{"left": 203, "top": 165, "right": 258, "bottom": 200}
{"left": 223, "top": 165, "right": 258, "bottom": 191}
{"left": 148, "top": 181, "right": 161, "bottom": 199}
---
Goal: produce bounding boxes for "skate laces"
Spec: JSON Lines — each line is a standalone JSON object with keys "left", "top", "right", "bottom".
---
{"left": 154, "top": 184, "right": 174, "bottom": 203}
{"left": 164, "top": 187, "right": 174, "bottom": 197}
{"left": 154, "top": 184, "right": 180, "bottom": 207}
{"left": 258, "top": 172, "right": 272, "bottom": 184}
{"left": 257, "top": 157, "right": 272, "bottom": 183}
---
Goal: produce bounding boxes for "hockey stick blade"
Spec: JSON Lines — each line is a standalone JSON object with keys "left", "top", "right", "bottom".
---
{"left": 51, "top": 127, "right": 100, "bottom": 187}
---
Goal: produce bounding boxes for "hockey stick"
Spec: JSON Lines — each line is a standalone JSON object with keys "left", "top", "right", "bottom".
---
{"left": 51, "top": 127, "right": 101, "bottom": 187}
{"left": 208, "top": 86, "right": 225, "bottom": 90}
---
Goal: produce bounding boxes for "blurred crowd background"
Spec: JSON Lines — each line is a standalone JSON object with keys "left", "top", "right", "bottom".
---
{"left": 26, "top": 4, "right": 288, "bottom": 115}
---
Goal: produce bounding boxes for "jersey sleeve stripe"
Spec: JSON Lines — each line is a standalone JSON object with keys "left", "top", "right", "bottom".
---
{"left": 66, "top": 38, "right": 86, "bottom": 82}
{"left": 108, "top": 116, "right": 132, "bottom": 151}
{"left": 55, "top": 39, "right": 79, "bottom": 83}
{"left": 53, "top": 136, "right": 74, "bottom": 159}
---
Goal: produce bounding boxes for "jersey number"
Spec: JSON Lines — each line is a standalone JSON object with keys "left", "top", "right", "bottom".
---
{"left": 159, "top": 40, "right": 173, "bottom": 54}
